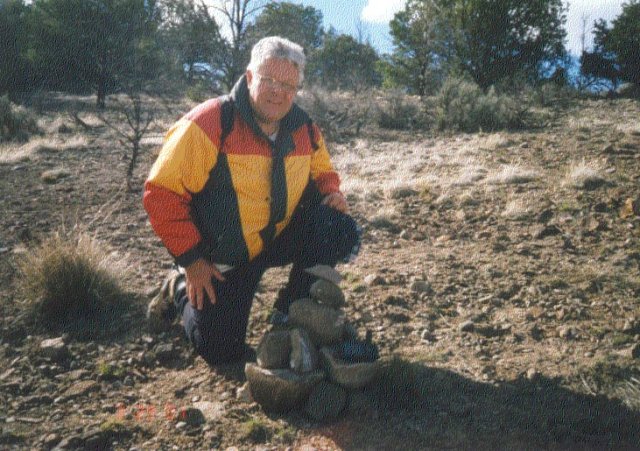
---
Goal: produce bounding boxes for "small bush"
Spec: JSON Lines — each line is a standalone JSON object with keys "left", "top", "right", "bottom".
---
{"left": 185, "top": 81, "right": 213, "bottom": 103}
{"left": 17, "top": 232, "right": 129, "bottom": 339}
{"left": 434, "top": 77, "right": 528, "bottom": 132}
{"left": 297, "top": 87, "right": 374, "bottom": 142}
{"left": 0, "top": 95, "right": 39, "bottom": 142}
{"left": 375, "top": 91, "right": 425, "bottom": 130}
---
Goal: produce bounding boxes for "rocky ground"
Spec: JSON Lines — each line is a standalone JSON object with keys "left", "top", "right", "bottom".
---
{"left": 1, "top": 93, "right": 639, "bottom": 450}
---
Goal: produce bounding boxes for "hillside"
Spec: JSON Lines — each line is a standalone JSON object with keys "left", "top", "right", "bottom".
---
{"left": 1, "top": 94, "right": 639, "bottom": 450}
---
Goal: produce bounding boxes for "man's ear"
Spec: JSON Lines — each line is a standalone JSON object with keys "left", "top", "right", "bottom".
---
{"left": 246, "top": 70, "right": 253, "bottom": 86}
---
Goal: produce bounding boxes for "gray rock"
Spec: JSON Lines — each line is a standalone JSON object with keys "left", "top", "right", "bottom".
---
{"left": 154, "top": 343, "right": 179, "bottom": 363}
{"left": 289, "top": 299, "right": 346, "bottom": 346}
{"left": 177, "top": 406, "right": 206, "bottom": 426}
{"left": 364, "top": 274, "right": 385, "bottom": 286}
{"left": 236, "top": 383, "right": 253, "bottom": 403}
{"left": 304, "top": 381, "right": 347, "bottom": 421}
{"left": 43, "top": 433, "right": 61, "bottom": 448}
{"left": 192, "top": 401, "right": 225, "bottom": 422}
{"left": 535, "top": 224, "right": 563, "bottom": 239}
{"left": 320, "top": 347, "right": 381, "bottom": 389}
{"left": 61, "top": 380, "right": 99, "bottom": 400}
{"left": 245, "top": 363, "right": 324, "bottom": 413}
{"left": 304, "top": 265, "right": 342, "bottom": 285}
{"left": 459, "top": 320, "right": 475, "bottom": 333}
{"left": 40, "top": 337, "right": 69, "bottom": 362}
{"left": 257, "top": 330, "right": 291, "bottom": 369}
{"left": 410, "top": 280, "right": 433, "bottom": 294}
{"left": 310, "top": 279, "right": 345, "bottom": 308}
{"left": 290, "top": 329, "right": 319, "bottom": 374}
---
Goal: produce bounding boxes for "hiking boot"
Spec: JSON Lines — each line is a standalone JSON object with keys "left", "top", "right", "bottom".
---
{"left": 147, "top": 270, "right": 182, "bottom": 333}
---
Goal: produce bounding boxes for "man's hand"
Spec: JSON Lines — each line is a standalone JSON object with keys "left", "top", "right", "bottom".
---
{"left": 321, "top": 192, "right": 348, "bottom": 213}
{"left": 184, "top": 259, "right": 225, "bottom": 310}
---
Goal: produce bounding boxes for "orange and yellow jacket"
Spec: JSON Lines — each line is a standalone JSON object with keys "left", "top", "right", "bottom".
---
{"left": 143, "top": 76, "right": 341, "bottom": 268}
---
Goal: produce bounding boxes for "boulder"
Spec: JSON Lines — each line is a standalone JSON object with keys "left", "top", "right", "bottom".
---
{"left": 290, "top": 329, "right": 319, "bottom": 374}
{"left": 40, "top": 337, "right": 69, "bottom": 362}
{"left": 310, "top": 279, "right": 345, "bottom": 308}
{"left": 288, "top": 299, "right": 345, "bottom": 346}
{"left": 245, "top": 363, "right": 324, "bottom": 413}
{"left": 320, "top": 348, "right": 381, "bottom": 389}
{"left": 256, "top": 330, "right": 291, "bottom": 369}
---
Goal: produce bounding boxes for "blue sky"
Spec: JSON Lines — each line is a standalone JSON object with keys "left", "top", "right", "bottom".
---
{"left": 294, "top": 0, "right": 627, "bottom": 56}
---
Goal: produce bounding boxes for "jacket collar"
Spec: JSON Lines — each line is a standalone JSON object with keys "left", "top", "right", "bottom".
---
{"left": 229, "top": 75, "right": 310, "bottom": 156}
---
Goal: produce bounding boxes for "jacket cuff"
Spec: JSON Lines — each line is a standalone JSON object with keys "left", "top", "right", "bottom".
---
{"left": 174, "top": 242, "right": 208, "bottom": 268}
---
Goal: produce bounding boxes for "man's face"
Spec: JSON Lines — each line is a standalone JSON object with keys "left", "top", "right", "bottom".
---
{"left": 247, "top": 58, "right": 299, "bottom": 126}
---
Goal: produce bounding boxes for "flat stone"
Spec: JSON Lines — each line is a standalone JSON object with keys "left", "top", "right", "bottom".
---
{"left": 61, "top": 380, "right": 99, "bottom": 400}
{"left": 410, "top": 280, "right": 433, "bottom": 294}
{"left": 304, "top": 265, "right": 342, "bottom": 285}
{"left": 289, "top": 299, "right": 346, "bottom": 346}
{"left": 310, "top": 279, "right": 345, "bottom": 308}
{"left": 290, "top": 329, "right": 319, "bottom": 374}
{"left": 191, "top": 401, "right": 225, "bottom": 422}
{"left": 40, "top": 337, "right": 69, "bottom": 362}
{"left": 304, "top": 381, "right": 347, "bottom": 421}
{"left": 320, "top": 347, "right": 381, "bottom": 389}
{"left": 459, "top": 320, "right": 475, "bottom": 333}
{"left": 245, "top": 363, "right": 324, "bottom": 413}
{"left": 364, "top": 274, "right": 385, "bottom": 286}
{"left": 257, "top": 330, "right": 291, "bottom": 369}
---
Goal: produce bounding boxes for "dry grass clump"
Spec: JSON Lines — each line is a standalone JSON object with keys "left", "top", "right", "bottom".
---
{"left": 451, "top": 165, "right": 487, "bottom": 186}
{"left": 565, "top": 161, "right": 606, "bottom": 190}
{"left": 368, "top": 206, "right": 400, "bottom": 231}
{"left": 0, "top": 136, "right": 89, "bottom": 165}
{"left": 0, "top": 95, "right": 40, "bottom": 142}
{"left": 502, "top": 197, "right": 533, "bottom": 220}
{"left": 485, "top": 164, "right": 538, "bottom": 185}
{"left": 17, "top": 232, "right": 129, "bottom": 339}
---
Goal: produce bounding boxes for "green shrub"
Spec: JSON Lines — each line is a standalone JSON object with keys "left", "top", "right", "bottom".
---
{"left": 376, "top": 91, "right": 425, "bottom": 130}
{"left": 297, "top": 87, "right": 374, "bottom": 142}
{"left": 17, "top": 232, "right": 129, "bottom": 339}
{"left": 185, "top": 81, "right": 213, "bottom": 103}
{"left": 0, "top": 95, "right": 39, "bottom": 142}
{"left": 434, "top": 77, "right": 528, "bottom": 132}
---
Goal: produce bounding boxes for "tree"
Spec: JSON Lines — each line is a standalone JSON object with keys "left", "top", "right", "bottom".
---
{"left": 27, "top": 0, "right": 163, "bottom": 108}
{"left": 307, "top": 32, "right": 381, "bottom": 91}
{"left": 206, "top": 0, "right": 266, "bottom": 90}
{"left": 383, "top": 0, "right": 452, "bottom": 95}
{"left": 581, "top": 0, "right": 640, "bottom": 90}
{"left": 0, "top": 0, "right": 32, "bottom": 95}
{"left": 245, "top": 2, "right": 324, "bottom": 52}
{"left": 159, "top": 0, "right": 224, "bottom": 85}
{"left": 386, "top": 0, "right": 568, "bottom": 93}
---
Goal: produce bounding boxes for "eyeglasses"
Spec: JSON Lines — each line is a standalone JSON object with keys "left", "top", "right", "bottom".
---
{"left": 255, "top": 73, "right": 301, "bottom": 94}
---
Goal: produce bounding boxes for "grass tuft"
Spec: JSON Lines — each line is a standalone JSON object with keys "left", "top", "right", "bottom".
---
{"left": 17, "top": 231, "right": 130, "bottom": 339}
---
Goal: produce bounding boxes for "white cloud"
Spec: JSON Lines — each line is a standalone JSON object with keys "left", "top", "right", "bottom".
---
{"left": 361, "top": 0, "right": 407, "bottom": 24}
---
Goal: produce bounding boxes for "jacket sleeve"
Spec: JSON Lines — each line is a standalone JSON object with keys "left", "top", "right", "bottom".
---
{"left": 309, "top": 124, "right": 341, "bottom": 195}
{"left": 143, "top": 118, "right": 218, "bottom": 267}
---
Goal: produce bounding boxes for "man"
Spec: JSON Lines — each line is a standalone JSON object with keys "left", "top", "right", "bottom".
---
{"left": 143, "top": 36, "right": 360, "bottom": 365}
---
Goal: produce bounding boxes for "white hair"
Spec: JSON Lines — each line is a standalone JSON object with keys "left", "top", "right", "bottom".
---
{"left": 247, "top": 36, "right": 306, "bottom": 83}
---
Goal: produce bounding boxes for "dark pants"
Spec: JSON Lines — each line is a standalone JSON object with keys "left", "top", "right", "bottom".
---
{"left": 174, "top": 183, "right": 360, "bottom": 365}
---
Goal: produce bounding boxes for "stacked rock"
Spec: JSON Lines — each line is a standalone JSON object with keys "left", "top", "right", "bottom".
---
{"left": 245, "top": 265, "right": 380, "bottom": 420}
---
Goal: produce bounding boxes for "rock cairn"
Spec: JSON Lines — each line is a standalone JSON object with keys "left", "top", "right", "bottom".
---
{"left": 245, "top": 265, "right": 380, "bottom": 420}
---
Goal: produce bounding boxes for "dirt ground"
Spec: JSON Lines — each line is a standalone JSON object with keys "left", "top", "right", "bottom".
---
{"left": 1, "top": 93, "right": 639, "bottom": 450}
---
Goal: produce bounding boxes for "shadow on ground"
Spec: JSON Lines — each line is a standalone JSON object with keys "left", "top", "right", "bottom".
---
{"left": 295, "top": 359, "right": 640, "bottom": 450}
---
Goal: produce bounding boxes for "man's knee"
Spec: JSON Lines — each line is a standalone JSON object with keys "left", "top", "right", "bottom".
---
{"left": 307, "top": 205, "right": 360, "bottom": 263}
